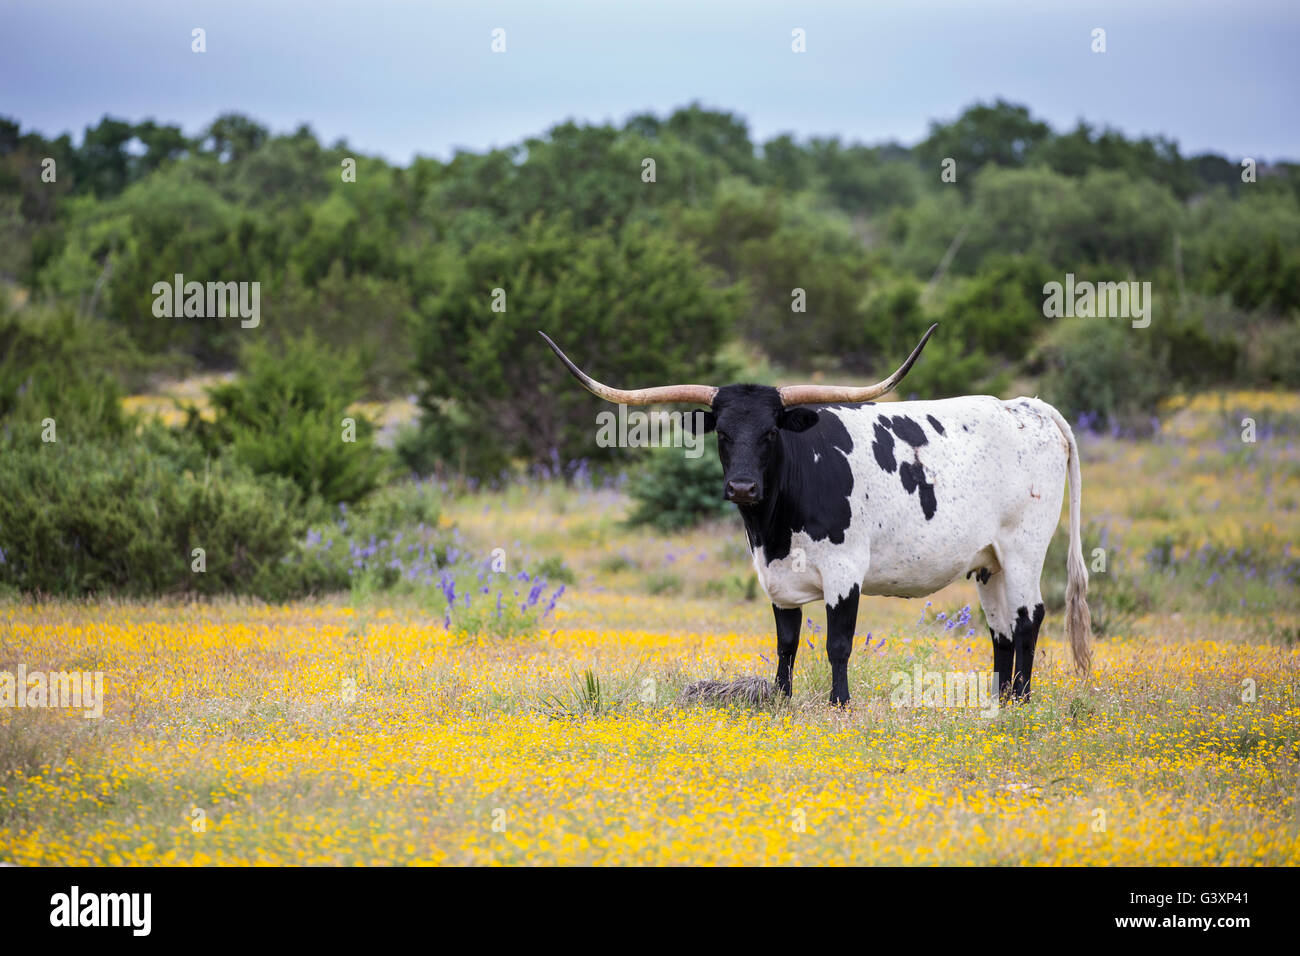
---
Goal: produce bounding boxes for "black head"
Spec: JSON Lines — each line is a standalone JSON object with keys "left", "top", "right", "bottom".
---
{"left": 691, "top": 385, "right": 819, "bottom": 506}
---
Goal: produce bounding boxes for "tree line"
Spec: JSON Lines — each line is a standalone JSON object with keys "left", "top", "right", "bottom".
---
{"left": 2, "top": 99, "right": 1298, "bottom": 478}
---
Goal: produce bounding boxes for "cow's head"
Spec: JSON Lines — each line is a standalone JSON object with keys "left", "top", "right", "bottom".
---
{"left": 540, "top": 325, "right": 937, "bottom": 508}
{"left": 689, "top": 385, "right": 817, "bottom": 505}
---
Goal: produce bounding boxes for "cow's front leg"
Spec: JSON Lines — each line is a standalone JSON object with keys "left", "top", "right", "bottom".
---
{"left": 991, "top": 632, "right": 1015, "bottom": 703}
{"left": 773, "top": 604, "right": 802, "bottom": 697}
{"left": 824, "top": 585, "right": 860, "bottom": 706}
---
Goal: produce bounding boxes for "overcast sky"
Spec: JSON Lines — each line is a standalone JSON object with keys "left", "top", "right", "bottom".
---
{"left": 4, "top": 0, "right": 1297, "bottom": 163}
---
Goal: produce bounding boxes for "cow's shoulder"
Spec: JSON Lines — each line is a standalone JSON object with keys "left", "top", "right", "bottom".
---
{"left": 752, "top": 408, "right": 858, "bottom": 563}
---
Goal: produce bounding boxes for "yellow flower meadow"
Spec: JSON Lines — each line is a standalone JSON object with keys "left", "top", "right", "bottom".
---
{"left": 1, "top": 601, "right": 1296, "bottom": 866}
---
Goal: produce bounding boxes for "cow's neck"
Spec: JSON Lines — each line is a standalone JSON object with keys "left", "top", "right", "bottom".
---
{"left": 737, "top": 495, "right": 779, "bottom": 553}
{"left": 735, "top": 435, "right": 802, "bottom": 562}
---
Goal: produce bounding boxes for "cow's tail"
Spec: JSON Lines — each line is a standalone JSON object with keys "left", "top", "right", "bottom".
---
{"left": 1044, "top": 404, "right": 1092, "bottom": 676}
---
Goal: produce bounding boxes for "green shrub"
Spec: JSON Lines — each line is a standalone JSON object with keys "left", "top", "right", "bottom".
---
{"left": 858, "top": 277, "right": 997, "bottom": 399}
{"left": 1035, "top": 315, "right": 1171, "bottom": 429}
{"left": 187, "top": 333, "right": 385, "bottom": 504}
{"left": 134, "top": 418, "right": 211, "bottom": 474}
{"left": 0, "top": 303, "right": 136, "bottom": 449}
{"left": 676, "top": 180, "right": 879, "bottom": 366}
{"left": 857, "top": 276, "right": 936, "bottom": 365}
{"left": 269, "top": 263, "right": 416, "bottom": 397}
{"left": 394, "top": 398, "right": 511, "bottom": 479}
{"left": 891, "top": 331, "right": 1000, "bottom": 400}
{"left": 1159, "top": 298, "right": 1242, "bottom": 387}
{"left": 327, "top": 506, "right": 566, "bottom": 638}
{"left": 625, "top": 443, "right": 729, "bottom": 532}
{"left": 937, "top": 254, "right": 1054, "bottom": 359}
{"left": 354, "top": 479, "right": 442, "bottom": 530}
{"left": 645, "top": 572, "right": 684, "bottom": 596}
{"left": 1185, "top": 192, "right": 1300, "bottom": 313}
{"left": 532, "top": 554, "right": 576, "bottom": 585}
{"left": 0, "top": 442, "right": 307, "bottom": 597}
{"left": 268, "top": 479, "right": 450, "bottom": 600}
{"left": 0, "top": 447, "right": 458, "bottom": 600}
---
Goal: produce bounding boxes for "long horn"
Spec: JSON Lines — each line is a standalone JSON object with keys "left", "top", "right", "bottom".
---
{"left": 539, "top": 332, "right": 718, "bottom": 406}
{"left": 777, "top": 324, "right": 939, "bottom": 406}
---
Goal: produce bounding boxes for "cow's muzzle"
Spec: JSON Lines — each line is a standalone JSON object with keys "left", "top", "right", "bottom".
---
{"left": 724, "top": 479, "right": 760, "bottom": 506}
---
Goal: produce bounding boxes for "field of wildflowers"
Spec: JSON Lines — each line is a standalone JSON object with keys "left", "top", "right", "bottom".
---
{"left": 1, "top": 392, "right": 1297, "bottom": 865}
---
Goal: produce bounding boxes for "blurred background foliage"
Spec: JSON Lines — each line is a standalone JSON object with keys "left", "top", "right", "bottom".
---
{"left": 1, "top": 100, "right": 1297, "bottom": 594}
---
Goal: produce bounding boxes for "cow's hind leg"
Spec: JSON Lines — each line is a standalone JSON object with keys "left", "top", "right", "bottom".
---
{"left": 975, "top": 573, "right": 1015, "bottom": 703}
{"left": 1010, "top": 601, "right": 1046, "bottom": 700}
{"left": 998, "top": 551, "right": 1048, "bottom": 702}
{"left": 773, "top": 604, "right": 801, "bottom": 697}
{"left": 824, "top": 585, "right": 860, "bottom": 707}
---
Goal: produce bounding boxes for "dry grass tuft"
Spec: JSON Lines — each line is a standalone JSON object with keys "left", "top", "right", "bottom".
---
{"left": 682, "top": 676, "right": 775, "bottom": 706}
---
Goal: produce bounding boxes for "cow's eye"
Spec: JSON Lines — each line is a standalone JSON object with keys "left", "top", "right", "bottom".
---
{"left": 717, "top": 431, "right": 731, "bottom": 443}
{"left": 765, "top": 428, "right": 778, "bottom": 441}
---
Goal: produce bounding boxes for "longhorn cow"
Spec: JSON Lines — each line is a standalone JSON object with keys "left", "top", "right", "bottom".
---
{"left": 541, "top": 326, "right": 1091, "bottom": 706}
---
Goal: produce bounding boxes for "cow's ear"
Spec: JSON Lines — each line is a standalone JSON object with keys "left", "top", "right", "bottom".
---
{"left": 684, "top": 409, "right": 716, "bottom": 434}
{"left": 779, "top": 407, "right": 818, "bottom": 432}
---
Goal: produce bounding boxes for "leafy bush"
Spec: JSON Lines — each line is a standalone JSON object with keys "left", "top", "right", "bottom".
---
{"left": 1185, "top": 192, "right": 1300, "bottom": 313}
{"left": 1036, "top": 294, "right": 1270, "bottom": 427}
{"left": 676, "top": 179, "right": 880, "bottom": 367}
{"left": 394, "top": 397, "right": 511, "bottom": 479}
{"left": 354, "top": 479, "right": 442, "bottom": 530}
{"left": 857, "top": 276, "right": 937, "bottom": 372}
{"left": 38, "top": 172, "right": 252, "bottom": 361}
{"left": 1034, "top": 316, "right": 1171, "bottom": 430}
{"left": 300, "top": 479, "right": 450, "bottom": 597}
{"left": 317, "top": 485, "right": 566, "bottom": 638}
{"left": 0, "top": 442, "right": 306, "bottom": 597}
{"left": 187, "top": 334, "right": 385, "bottom": 504}
{"left": 937, "top": 254, "right": 1054, "bottom": 359}
{"left": 1159, "top": 297, "right": 1242, "bottom": 387}
{"left": 858, "top": 278, "right": 997, "bottom": 399}
{"left": 893, "top": 165, "right": 1182, "bottom": 281}
{"left": 532, "top": 555, "right": 576, "bottom": 585}
{"left": 270, "top": 262, "right": 415, "bottom": 397}
{"left": 0, "top": 423, "right": 457, "bottom": 600}
{"left": 894, "top": 333, "right": 999, "bottom": 400}
{"left": 0, "top": 303, "right": 136, "bottom": 449}
{"left": 625, "top": 443, "right": 729, "bottom": 532}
